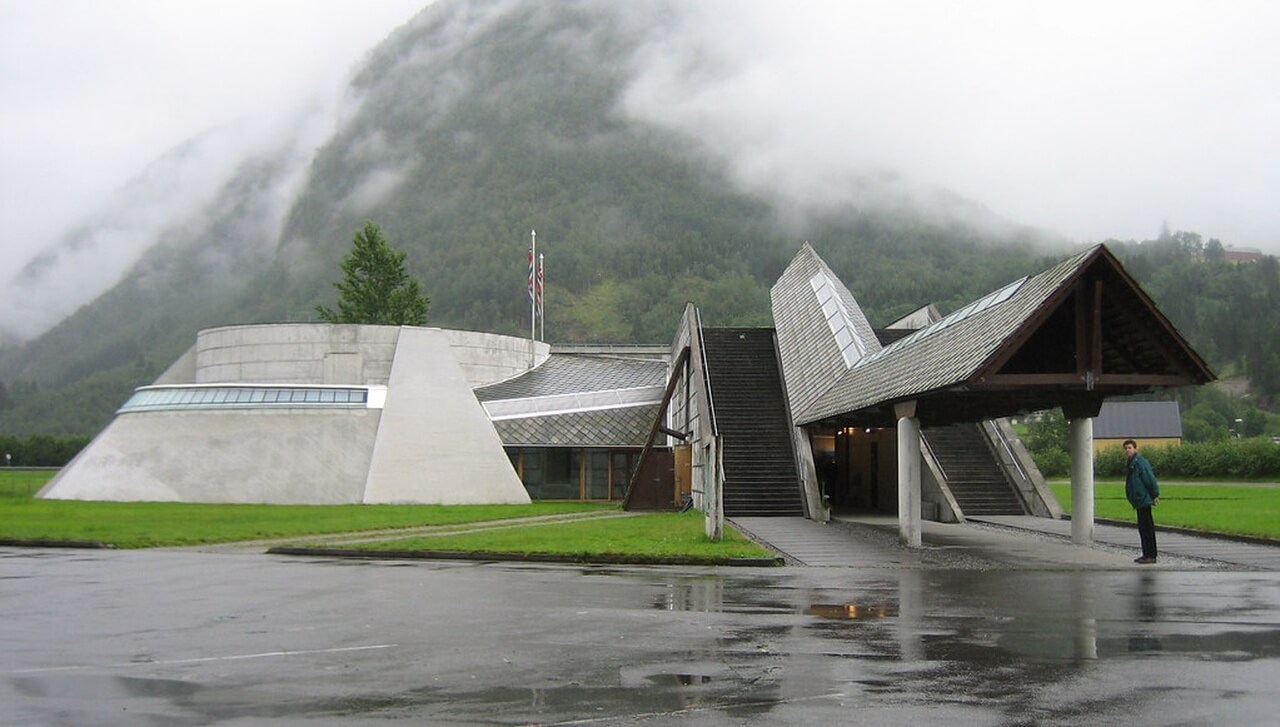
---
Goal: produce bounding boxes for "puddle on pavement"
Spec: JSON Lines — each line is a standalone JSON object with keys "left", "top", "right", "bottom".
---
{"left": 11, "top": 674, "right": 201, "bottom": 700}
{"left": 647, "top": 673, "right": 713, "bottom": 686}
{"left": 808, "top": 602, "right": 898, "bottom": 620}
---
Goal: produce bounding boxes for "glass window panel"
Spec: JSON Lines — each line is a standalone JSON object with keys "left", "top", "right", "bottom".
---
{"left": 527, "top": 449, "right": 578, "bottom": 500}
{"left": 833, "top": 326, "right": 854, "bottom": 349}
{"left": 820, "top": 298, "right": 841, "bottom": 319}
{"left": 585, "top": 450, "right": 610, "bottom": 500}
{"left": 519, "top": 448, "right": 546, "bottom": 499}
{"left": 610, "top": 452, "right": 633, "bottom": 500}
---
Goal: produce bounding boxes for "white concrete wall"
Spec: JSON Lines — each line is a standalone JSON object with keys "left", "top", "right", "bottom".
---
{"left": 192, "top": 324, "right": 547, "bottom": 388}
{"left": 443, "top": 329, "right": 549, "bottom": 387}
{"left": 41, "top": 409, "right": 380, "bottom": 504}
{"left": 193, "top": 324, "right": 400, "bottom": 385}
{"left": 363, "top": 327, "right": 531, "bottom": 504}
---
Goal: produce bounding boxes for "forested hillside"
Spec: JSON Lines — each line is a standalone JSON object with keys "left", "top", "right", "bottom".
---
{"left": 1, "top": 0, "right": 1276, "bottom": 437}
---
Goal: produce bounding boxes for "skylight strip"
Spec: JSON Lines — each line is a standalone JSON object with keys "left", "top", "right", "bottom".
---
{"left": 810, "top": 272, "right": 867, "bottom": 368}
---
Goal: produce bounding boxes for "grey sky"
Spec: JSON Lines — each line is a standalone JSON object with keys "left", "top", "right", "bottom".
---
{"left": 0, "top": 0, "right": 425, "bottom": 277}
{"left": 1, "top": 0, "right": 1277, "bottom": 322}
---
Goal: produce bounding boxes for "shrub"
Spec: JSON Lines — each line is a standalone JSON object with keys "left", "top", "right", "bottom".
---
{"left": 1032, "top": 447, "right": 1070, "bottom": 477}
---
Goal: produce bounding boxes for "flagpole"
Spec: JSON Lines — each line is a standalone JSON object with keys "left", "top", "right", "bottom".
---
{"left": 538, "top": 253, "right": 545, "bottom": 342}
{"left": 529, "top": 230, "right": 536, "bottom": 367}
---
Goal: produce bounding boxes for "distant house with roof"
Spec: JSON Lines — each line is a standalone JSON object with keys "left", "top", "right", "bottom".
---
{"left": 1092, "top": 401, "right": 1183, "bottom": 453}
{"left": 1222, "top": 245, "right": 1265, "bottom": 263}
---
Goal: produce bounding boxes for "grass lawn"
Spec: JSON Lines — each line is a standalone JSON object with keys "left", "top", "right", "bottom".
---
{"left": 0, "top": 493, "right": 614, "bottom": 549}
{"left": 1050, "top": 479, "right": 1280, "bottom": 541}
{"left": 0, "top": 470, "right": 771, "bottom": 558}
{"left": 344, "top": 510, "right": 773, "bottom": 561}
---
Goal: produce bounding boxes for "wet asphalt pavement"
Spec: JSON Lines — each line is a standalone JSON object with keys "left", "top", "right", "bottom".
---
{"left": 3, "top": 547, "right": 1279, "bottom": 726}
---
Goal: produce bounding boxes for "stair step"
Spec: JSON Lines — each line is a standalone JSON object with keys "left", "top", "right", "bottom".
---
{"left": 702, "top": 328, "right": 803, "bottom": 517}
{"left": 924, "top": 422, "right": 1025, "bottom": 516}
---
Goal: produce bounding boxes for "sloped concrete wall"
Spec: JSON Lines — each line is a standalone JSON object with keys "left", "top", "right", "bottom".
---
{"left": 40, "top": 409, "right": 380, "bottom": 504}
{"left": 363, "top": 327, "right": 530, "bottom": 504}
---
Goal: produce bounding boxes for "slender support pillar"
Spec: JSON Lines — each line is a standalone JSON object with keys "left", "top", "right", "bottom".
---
{"left": 895, "top": 401, "right": 921, "bottom": 548}
{"left": 1069, "top": 416, "right": 1095, "bottom": 545}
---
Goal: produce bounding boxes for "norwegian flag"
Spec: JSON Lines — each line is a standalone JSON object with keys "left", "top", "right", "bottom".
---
{"left": 527, "top": 244, "right": 535, "bottom": 302}
{"left": 536, "top": 253, "right": 544, "bottom": 317}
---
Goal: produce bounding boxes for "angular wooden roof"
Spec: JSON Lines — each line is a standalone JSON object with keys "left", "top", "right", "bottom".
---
{"left": 777, "top": 244, "right": 1215, "bottom": 428}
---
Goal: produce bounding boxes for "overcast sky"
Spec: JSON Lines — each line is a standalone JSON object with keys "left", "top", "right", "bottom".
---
{"left": 2, "top": 0, "right": 1278, "bottom": 298}
{"left": 0, "top": 0, "right": 425, "bottom": 277}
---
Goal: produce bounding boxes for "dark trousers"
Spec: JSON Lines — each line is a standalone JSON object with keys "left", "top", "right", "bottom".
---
{"left": 1136, "top": 506, "right": 1157, "bottom": 558}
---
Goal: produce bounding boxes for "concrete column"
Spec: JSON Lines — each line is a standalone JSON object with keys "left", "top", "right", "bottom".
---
{"left": 895, "top": 401, "right": 921, "bottom": 548}
{"left": 1069, "top": 416, "right": 1095, "bottom": 545}
{"left": 704, "top": 438, "right": 723, "bottom": 541}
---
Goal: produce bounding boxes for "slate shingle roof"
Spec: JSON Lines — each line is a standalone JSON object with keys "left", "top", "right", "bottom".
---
{"left": 771, "top": 243, "right": 883, "bottom": 420}
{"left": 796, "top": 247, "right": 1093, "bottom": 425}
{"left": 492, "top": 405, "right": 660, "bottom": 447}
{"left": 1093, "top": 401, "right": 1183, "bottom": 439}
{"left": 474, "top": 355, "right": 665, "bottom": 401}
{"left": 475, "top": 354, "right": 667, "bottom": 448}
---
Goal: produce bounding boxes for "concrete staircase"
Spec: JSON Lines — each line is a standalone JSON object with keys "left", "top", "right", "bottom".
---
{"left": 923, "top": 422, "right": 1026, "bottom": 516}
{"left": 701, "top": 328, "right": 804, "bottom": 516}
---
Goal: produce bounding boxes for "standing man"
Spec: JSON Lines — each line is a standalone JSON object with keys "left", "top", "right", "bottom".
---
{"left": 1124, "top": 439, "right": 1161, "bottom": 564}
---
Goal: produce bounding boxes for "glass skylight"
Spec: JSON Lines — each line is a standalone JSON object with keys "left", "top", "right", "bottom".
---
{"left": 119, "top": 385, "right": 378, "bottom": 413}
{"left": 857, "top": 276, "right": 1027, "bottom": 367}
{"left": 810, "top": 272, "right": 869, "bottom": 368}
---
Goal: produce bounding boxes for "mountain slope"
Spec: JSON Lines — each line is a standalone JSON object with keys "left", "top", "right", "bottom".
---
{"left": 0, "top": 0, "right": 1057, "bottom": 436}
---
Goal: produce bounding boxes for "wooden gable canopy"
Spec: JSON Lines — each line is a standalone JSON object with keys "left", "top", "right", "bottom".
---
{"left": 819, "top": 245, "right": 1215, "bottom": 428}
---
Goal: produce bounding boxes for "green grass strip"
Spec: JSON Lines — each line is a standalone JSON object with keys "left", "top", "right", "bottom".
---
{"left": 345, "top": 510, "right": 774, "bottom": 560}
{"left": 0, "top": 498, "right": 612, "bottom": 549}
{"left": 1050, "top": 481, "right": 1280, "bottom": 540}
{"left": 0, "top": 469, "right": 56, "bottom": 498}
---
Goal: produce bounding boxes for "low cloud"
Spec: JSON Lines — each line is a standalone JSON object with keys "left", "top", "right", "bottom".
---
{"left": 623, "top": 1, "right": 1280, "bottom": 249}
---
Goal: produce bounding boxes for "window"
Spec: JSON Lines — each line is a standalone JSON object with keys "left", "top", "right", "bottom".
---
{"left": 511, "top": 447, "right": 642, "bottom": 501}
{"left": 585, "top": 451, "right": 610, "bottom": 500}
{"left": 118, "top": 386, "right": 374, "bottom": 412}
{"left": 810, "top": 272, "right": 868, "bottom": 368}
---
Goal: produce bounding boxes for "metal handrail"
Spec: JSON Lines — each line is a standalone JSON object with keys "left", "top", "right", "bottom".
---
{"left": 921, "top": 432, "right": 947, "bottom": 481}
{"left": 990, "top": 420, "right": 1030, "bottom": 485}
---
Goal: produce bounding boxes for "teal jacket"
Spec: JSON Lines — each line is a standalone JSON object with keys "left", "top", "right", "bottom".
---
{"left": 1125, "top": 453, "right": 1160, "bottom": 509}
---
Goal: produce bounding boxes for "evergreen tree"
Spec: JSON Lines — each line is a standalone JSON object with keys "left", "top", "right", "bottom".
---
{"left": 315, "top": 222, "right": 429, "bottom": 326}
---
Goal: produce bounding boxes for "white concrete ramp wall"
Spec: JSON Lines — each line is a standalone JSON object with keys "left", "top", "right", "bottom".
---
{"left": 41, "top": 409, "right": 380, "bottom": 504}
{"left": 362, "top": 327, "right": 531, "bottom": 505}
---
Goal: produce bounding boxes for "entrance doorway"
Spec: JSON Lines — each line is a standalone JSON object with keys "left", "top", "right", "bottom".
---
{"left": 813, "top": 428, "right": 895, "bottom": 513}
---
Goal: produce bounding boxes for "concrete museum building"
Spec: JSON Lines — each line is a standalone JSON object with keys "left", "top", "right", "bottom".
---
{"left": 41, "top": 243, "right": 1213, "bottom": 546}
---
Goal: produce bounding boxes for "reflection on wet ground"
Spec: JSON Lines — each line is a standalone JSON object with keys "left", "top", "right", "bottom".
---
{"left": 3, "top": 550, "right": 1280, "bottom": 724}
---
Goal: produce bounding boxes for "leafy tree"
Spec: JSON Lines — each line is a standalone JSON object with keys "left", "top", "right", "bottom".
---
{"left": 315, "top": 222, "right": 429, "bottom": 326}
